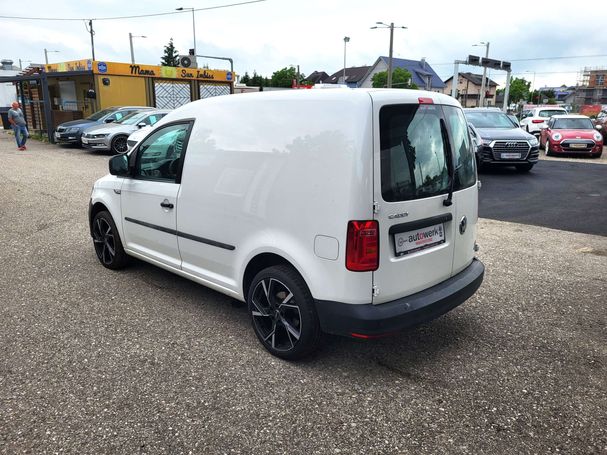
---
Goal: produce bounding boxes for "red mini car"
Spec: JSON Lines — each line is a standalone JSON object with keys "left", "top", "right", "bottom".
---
{"left": 540, "top": 115, "right": 603, "bottom": 157}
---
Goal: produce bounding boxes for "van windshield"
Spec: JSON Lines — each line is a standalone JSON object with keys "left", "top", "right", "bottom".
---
{"left": 380, "top": 104, "right": 450, "bottom": 202}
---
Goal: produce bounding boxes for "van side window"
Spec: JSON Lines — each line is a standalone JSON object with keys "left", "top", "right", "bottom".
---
{"left": 379, "top": 104, "right": 449, "bottom": 202}
{"left": 442, "top": 105, "right": 477, "bottom": 191}
{"left": 135, "top": 123, "right": 192, "bottom": 183}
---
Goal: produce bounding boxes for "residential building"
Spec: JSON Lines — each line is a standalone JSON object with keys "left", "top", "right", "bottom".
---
{"left": 358, "top": 57, "right": 445, "bottom": 91}
{"left": 305, "top": 71, "right": 330, "bottom": 84}
{"left": 325, "top": 66, "right": 372, "bottom": 88}
{"left": 443, "top": 72, "right": 498, "bottom": 108}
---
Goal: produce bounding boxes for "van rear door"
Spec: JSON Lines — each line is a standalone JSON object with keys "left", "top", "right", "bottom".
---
{"left": 371, "top": 100, "right": 458, "bottom": 304}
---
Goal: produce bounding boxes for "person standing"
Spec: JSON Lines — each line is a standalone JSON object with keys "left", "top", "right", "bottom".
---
{"left": 8, "top": 101, "right": 29, "bottom": 151}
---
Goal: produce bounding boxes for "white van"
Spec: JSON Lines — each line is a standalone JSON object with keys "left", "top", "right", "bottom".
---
{"left": 89, "top": 89, "right": 485, "bottom": 359}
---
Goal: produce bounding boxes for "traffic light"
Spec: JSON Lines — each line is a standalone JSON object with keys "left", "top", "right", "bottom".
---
{"left": 501, "top": 61, "right": 512, "bottom": 71}
{"left": 467, "top": 55, "right": 480, "bottom": 66}
{"left": 482, "top": 58, "right": 502, "bottom": 69}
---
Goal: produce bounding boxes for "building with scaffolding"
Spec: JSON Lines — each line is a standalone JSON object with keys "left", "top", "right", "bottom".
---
{"left": 576, "top": 67, "right": 607, "bottom": 106}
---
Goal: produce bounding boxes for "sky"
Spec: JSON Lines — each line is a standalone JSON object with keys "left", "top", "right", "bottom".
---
{"left": 1, "top": 0, "right": 605, "bottom": 90}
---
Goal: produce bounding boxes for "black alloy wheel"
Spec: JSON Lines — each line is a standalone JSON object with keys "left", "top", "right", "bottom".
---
{"left": 111, "top": 135, "right": 129, "bottom": 155}
{"left": 248, "top": 265, "right": 321, "bottom": 359}
{"left": 92, "top": 211, "right": 128, "bottom": 269}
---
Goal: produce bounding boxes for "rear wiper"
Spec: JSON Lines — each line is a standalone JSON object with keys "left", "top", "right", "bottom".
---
{"left": 440, "top": 119, "right": 455, "bottom": 207}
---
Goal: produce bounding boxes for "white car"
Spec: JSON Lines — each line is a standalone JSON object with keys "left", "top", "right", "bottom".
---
{"left": 126, "top": 124, "right": 154, "bottom": 151}
{"left": 519, "top": 106, "right": 568, "bottom": 135}
{"left": 88, "top": 89, "right": 485, "bottom": 359}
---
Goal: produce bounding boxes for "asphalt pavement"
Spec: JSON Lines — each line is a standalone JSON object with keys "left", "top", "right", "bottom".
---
{"left": 479, "top": 155, "right": 607, "bottom": 236}
{"left": 0, "top": 132, "right": 606, "bottom": 454}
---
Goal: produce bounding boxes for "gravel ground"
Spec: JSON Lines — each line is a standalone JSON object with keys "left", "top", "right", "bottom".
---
{"left": 0, "top": 132, "right": 606, "bottom": 454}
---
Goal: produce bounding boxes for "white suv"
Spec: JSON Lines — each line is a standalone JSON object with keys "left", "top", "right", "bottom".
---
{"left": 89, "top": 89, "right": 485, "bottom": 359}
{"left": 520, "top": 106, "right": 568, "bottom": 135}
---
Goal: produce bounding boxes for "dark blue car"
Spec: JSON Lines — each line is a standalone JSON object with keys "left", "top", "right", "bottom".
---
{"left": 54, "top": 106, "right": 151, "bottom": 146}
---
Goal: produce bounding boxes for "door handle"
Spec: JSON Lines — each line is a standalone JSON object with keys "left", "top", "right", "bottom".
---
{"left": 160, "top": 199, "right": 174, "bottom": 209}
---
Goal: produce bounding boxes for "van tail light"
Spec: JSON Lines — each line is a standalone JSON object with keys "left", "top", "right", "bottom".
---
{"left": 532, "top": 119, "right": 545, "bottom": 124}
{"left": 346, "top": 220, "right": 379, "bottom": 271}
{"left": 418, "top": 97, "right": 434, "bottom": 104}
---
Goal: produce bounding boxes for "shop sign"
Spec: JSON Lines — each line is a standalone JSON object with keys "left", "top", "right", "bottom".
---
{"left": 44, "top": 60, "right": 233, "bottom": 82}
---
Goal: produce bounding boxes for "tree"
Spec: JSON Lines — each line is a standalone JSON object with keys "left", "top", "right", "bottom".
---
{"left": 240, "top": 72, "right": 251, "bottom": 85}
{"left": 271, "top": 66, "right": 298, "bottom": 88}
{"left": 160, "top": 38, "right": 179, "bottom": 67}
{"left": 249, "top": 71, "right": 267, "bottom": 87}
{"left": 371, "top": 67, "right": 418, "bottom": 89}
{"left": 528, "top": 89, "right": 555, "bottom": 104}
{"left": 496, "top": 77, "right": 530, "bottom": 104}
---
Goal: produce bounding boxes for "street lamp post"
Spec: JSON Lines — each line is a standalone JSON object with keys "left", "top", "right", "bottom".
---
{"left": 129, "top": 33, "right": 147, "bottom": 64}
{"left": 44, "top": 48, "right": 60, "bottom": 64}
{"left": 371, "top": 22, "right": 407, "bottom": 88}
{"left": 473, "top": 41, "right": 490, "bottom": 107}
{"left": 176, "top": 7, "right": 196, "bottom": 57}
{"left": 525, "top": 70, "right": 536, "bottom": 104}
{"left": 343, "top": 36, "right": 350, "bottom": 84}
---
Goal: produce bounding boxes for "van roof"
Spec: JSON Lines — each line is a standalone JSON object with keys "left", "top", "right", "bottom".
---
{"left": 188, "top": 88, "right": 461, "bottom": 109}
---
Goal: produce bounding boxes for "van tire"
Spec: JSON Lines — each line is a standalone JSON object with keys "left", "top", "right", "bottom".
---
{"left": 91, "top": 211, "right": 129, "bottom": 269}
{"left": 247, "top": 265, "right": 321, "bottom": 360}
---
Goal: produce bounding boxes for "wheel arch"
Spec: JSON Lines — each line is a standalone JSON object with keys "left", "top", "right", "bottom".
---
{"left": 89, "top": 201, "right": 109, "bottom": 236}
{"left": 242, "top": 252, "right": 304, "bottom": 301}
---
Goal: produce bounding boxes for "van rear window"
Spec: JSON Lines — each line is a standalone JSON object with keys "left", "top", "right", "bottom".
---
{"left": 380, "top": 104, "right": 450, "bottom": 202}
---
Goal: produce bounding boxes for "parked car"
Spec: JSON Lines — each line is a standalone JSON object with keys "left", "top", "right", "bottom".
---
{"left": 126, "top": 122, "right": 156, "bottom": 151}
{"left": 81, "top": 110, "right": 169, "bottom": 154}
{"left": 507, "top": 114, "right": 520, "bottom": 128}
{"left": 593, "top": 111, "right": 607, "bottom": 141}
{"left": 519, "top": 106, "right": 568, "bottom": 136}
{"left": 540, "top": 114, "right": 603, "bottom": 158}
{"left": 54, "top": 106, "right": 152, "bottom": 146}
{"left": 89, "top": 89, "right": 485, "bottom": 359}
{"left": 464, "top": 108, "right": 540, "bottom": 172}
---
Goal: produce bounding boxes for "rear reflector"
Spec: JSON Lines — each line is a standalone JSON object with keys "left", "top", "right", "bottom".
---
{"left": 418, "top": 97, "right": 434, "bottom": 104}
{"left": 532, "top": 119, "right": 545, "bottom": 123}
{"left": 346, "top": 220, "right": 379, "bottom": 272}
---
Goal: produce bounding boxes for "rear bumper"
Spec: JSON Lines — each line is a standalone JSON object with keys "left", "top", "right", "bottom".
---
{"left": 314, "top": 258, "right": 485, "bottom": 337}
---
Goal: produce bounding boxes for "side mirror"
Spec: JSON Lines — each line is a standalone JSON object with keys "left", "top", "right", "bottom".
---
{"left": 109, "top": 154, "right": 129, "bottom": 176}
{"left": 596, "top": 125, "right": 602, "bottom": 130}
{"left": 137, "top": 122, "right": 146, "bottom": 129}
{"left": 104, "top": 118, "right": 115, "bottom": 123}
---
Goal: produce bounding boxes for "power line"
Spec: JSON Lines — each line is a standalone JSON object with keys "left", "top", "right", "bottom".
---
{"left": 0, "top": 0, "right": 266, "bottom": 21}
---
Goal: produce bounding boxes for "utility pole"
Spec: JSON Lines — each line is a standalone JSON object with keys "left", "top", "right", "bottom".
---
{"left": 475, "top": 41, "right": 490, "bottom": 107}
{"left": 176, "top": 8, "right": 197, "bottom": 58}
{"left": 88, "top": 19, "right": 96, "bottom": 61}
{"left": 129, "top": 33, "right": 134, "bottom": 64}
{"left": 44, "top": 49, "right": 59, "bottom": 65}
{"left": 387, "top": 23, "right": 394, "bottom": 88}
{"left": 503, "top": 70, "right": 512, "bottom": 112}
{"left": 343, "top": 36, "right": 350, "bottom": 84}
{"left": 129, "top": 33, "right": 147, "bottom": 64}
{"left": 370, "top": 22, "right": 406, "bottom": 88}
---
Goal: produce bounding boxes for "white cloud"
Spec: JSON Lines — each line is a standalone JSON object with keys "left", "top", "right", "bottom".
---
{"left": 1, "top": 0, "right": 605, "bottom": 87}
